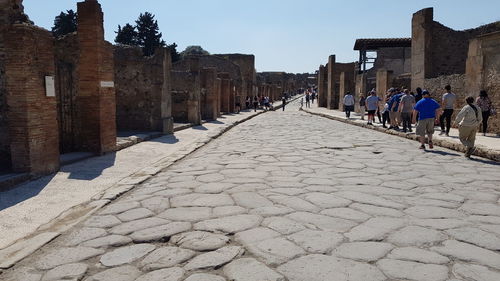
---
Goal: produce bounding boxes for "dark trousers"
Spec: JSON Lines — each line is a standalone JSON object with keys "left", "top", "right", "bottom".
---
{"left": 382, "top": 111, "right": 390, "bottom": 126}
{"left": 376, "top": 109, "right": 382, "bottom": 123}
{"left": 401, "top": 112, "right": 412, "bottom": 132}
{"left": 440, "top": 109, "right": 454, "bottom": 133}
{"left": 345, "top": 105, "right": 353, "bottom": 118}
{"left": 482, "top": 110, "right": 491, "bottom": 133}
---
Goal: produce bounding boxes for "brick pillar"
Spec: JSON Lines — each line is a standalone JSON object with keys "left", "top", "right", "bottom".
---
{"left": 201, "top": 67, "right": 218, "bottom": 120}
{"left": 327, "top": 55, "right": 337, "bottom": 109}
{"left": 339, "top": 71, "right": 355, "bottom": 110}
{"left": 376, "top": 69, "right": 393, "bottom": 101}
{"left": 215, "top": 78, "right": 222, "bottom": 117}
{"left": 411, "top": 8, "right": 433, "bottom": 91}
{"left": 218, "top": 73, "right": 230, "bottom": 113}
{"left": 187, "top": 57, "right": 201, "bottom": 125}
{"left": 229, "top": 80, "right": 236, "bottom": 113}
{"left": 161, "top": 48, "right": 173, "bottom": 134}
{"left": 354, "top": 73, "right": 367, "bottom": 113}
{"left": 3, "top": 25, "right": 60, "bottom": 174}
{"left": 318, "top": 65, "right": 327, "bottom": 107}
{"left": 77, "top": 0, "right": 116, "bottom": 154}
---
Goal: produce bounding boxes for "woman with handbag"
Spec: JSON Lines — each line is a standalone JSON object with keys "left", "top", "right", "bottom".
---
{"left": 476, "top": 90, "right": 496, "bottom": 136}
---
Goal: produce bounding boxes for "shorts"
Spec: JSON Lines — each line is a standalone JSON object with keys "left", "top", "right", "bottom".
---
{"left": 416, "top": 118, "right": 435, "bottom": 137}
{"left": 367, "top": 110, "right": 376, "bottom": 115}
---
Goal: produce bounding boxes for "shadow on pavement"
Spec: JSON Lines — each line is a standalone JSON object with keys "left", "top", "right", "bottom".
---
{"left": 0, "top": 174, "right": 56, "bottom": 211}
{"left": 470, "top": 157, "right": 500, "bottom": 166}
{"left": 63, "top": 152, "right": 117, "bottom": 181}
{"left": 150, "top": 134, "right": 179, "bottom": 144}
{"left": 426, "top": 150, "right": 461, "bottom": 157}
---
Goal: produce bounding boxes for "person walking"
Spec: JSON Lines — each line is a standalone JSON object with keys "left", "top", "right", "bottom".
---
{"left": 305, "top": 92, "right": 311, "bottom": 108}
{"left": 388, "top": 88, "right": 403, "bottom": 130}
{"left": 439, "top": 85, "right": 456, "bottom": 136}
{"left": 245, "top": 96, "right": 251, "bottom": 110}
{"left": 455, "top": 96, "right": 482, "bottom": 158}
{"left": 253, "top": 96, "right": 259, "bottom": 112}
{"left": 382, "top": 93, "right": 392, "bottom": 128}
{"left": 413, "top": 90, "right": 441, "bottom": 150}
{"left": 365, "top": 90, "right": 379, "bottom": 125}
{"left": 359, "top": 95, "right": 366, "bottom": 120}
{"left": 476, "top": 90, "right": 495, "bottom": 136}
{"left": 282, "top": 95, "right": 286, "bottom": 111}
{"left": 343, "top": 92, "right": 355, "bottom": 118}
{"left": 311, "top": 91, "right": 316, "bottom": 104}
{"left": 399, "top": 89, "right": 416, "bottom": 133}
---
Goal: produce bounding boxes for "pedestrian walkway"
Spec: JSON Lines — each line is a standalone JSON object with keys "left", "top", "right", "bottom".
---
{"left": 303, "top": 104, "right": 500, "bottom": 161}
{"left": 2, "top": 106, "right": 499, "bottom": 280}
{"left": 0, "top": 109, "right": 266, "bottom": 253}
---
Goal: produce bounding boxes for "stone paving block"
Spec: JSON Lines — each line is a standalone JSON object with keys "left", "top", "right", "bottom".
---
{"left": 286, "top": 212, "right": 357, "bottom": 232}
{"left": 86, "top": 265, "right": 142, "bottom": 281}
{"left": 0, "top": 232, "right": 60, "bottom": 269}
{"left": 116, "top": 208, "right": 155, "bottom": 222}
{"left": 287, "top": 229, "right": 344, "bottom": 254}
{"left": 234, "top": 227, "right": 282, "bottom": 246}
{"left": 333, "top": 242, "right": 393, "bottom": 262}
{"left": 461, "top": 202, "right": 500, "bottom": 216}
{"left": 139, "top": 246, "right": 195, "bottom": 270}
{"left": 452, "top": 263, "right": 500, "bottom": 281}
{"left": 411, "top": 218, "right": 470, "bottom": 230}
{"left": 1, "top": 266, "right": 42, "bottom": 281}
{"left": 376, "top": 259, "right": 449, "bottom": 281}
{"left": 213, "top": 206, "right": 247, "bottom": 217}
{"left": 350, "top": 203, "right": 405, "bottom": 217}
{"left": 99, "top": 201, "right": 141, "bottom": 215}
{"left": 153, "top": 188, "right": 192, "bottom": 198}
{"left": 84, "top": 215, "right": 121, "bottom": 228}
{"left": 262, "top": 217, "right": 306, "bottom": 235}
{"left": 303, "top": 193, "right": 352, "bottom": 208}
{"left": 34, "top": 247, "right": 104, "bottom": 270}
{"left": 109, "top": 217, "right": 170, "bottom": 235}
{"left": 62, "top": 227, "right": 108, "bottom": 246}
{"left": 345, "top": 217, "right": 406, "bottom": 241}
{"left": 184, "top": 246, "right": 244, "bottom": 271}
{"left": 41, "top": 263, "right": 88, "bottom": 281}
{"left": 387, "top": 247, "right": 450, "bottom": 264}
{"left": 129, "top": 222, "right": 192, "bottom": 242}
{"left": 80, "top": 234, "right": 132, "bottom": 248}
{"left": 223, "top": 258, "right": 285, "bottom": 281}
{"left": 404, "top": 206, "right": 462, "bottom": 219}
{"left": 319, "top": 208, "right": 371, "bottom": 222}
{"left": 267, "top": 195, "right": 321, "bottom": 213}
{"left": 249, "top": 206, "right": 294, "bottom": 217}
{"left": 446, "top": 227, "right": 500, "bottom": 250}
{"left": 194, "top": 214, "right": 262, "bottom": 233}
{"left": 135, "top": 267, "right": 185, "bottom": 281}
{"left": 197, "top": 173, "right": 225, "bottom": 183}
{"left": 171, "top": 193, "right": 234, "bottom": 207}
{"left": 159, "top": 207, "right": 212, "bottom": 222}
{"left": 245, "top": 237, "right": 306, "bottom": 266}
{"left": 387, "top": 225, "right": 446, "bottom": 246}
{"left": 171, "top": 231, "right": 229, "bottom": 251}
{"left": 194, "top": 182, "right": 235, "bottom": 194}
{"left": 185, "top": 273, "right": 226, "bottom": 281}
{"left": 431, "top": 240, "right": 500, "bottom": 270}
{"left": 335, "top": 191, "right": 406, "bottom": 209}
{"left": 232, "top": 192, "right": 274, "bottom": 208}
{"left": 140, "top": 197, "right": 170, "bottom": 213}
{"left": 277, "top": 254, "right": 386, "bottom": 281}
{"left": 100, "top": 243, "right": 156, "bottom": 267}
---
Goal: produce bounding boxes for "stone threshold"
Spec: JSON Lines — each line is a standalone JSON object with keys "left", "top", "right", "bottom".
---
{"left": 303, "top": 108, "right": 500, "bottom": 162}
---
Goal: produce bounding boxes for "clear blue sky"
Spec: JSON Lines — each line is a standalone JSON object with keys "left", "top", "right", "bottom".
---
{"left": 24, "top": 0, "right": 500, "bottom": 74}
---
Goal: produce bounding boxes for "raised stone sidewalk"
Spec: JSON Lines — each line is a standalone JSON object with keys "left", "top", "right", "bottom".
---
{"left": 303, "top": 104, "right": 500, "bottom": 162}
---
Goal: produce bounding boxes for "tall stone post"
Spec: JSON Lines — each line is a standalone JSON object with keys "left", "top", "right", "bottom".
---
{"left": 187, "top": 57, "right": 201, "bottom": 125}
{"left": 318, "top": 65, "right": 327, "bottom": 107}
{"left": 218, "top": 73, "right": 230, "bottom": 113}
{"left": 339, "top": 71, "right": 355, "bottom": 110}
{"left": 376, "top": 69, "right": 393, "bottom": 101}
{"left": 411, "top": 8, "right": 433, "bottom": 91}
{"left": 161, "top": 48, "right": 173, "bottom": 134}
{"left": 215, "top": 78, "right": 222, "bottom": 117}
{"left": 229, "top": 80, "right": 236, "bottom": 113}
{"left": 354, "top": 73, "right": 367, "bottom": 113}
{"left": 201, "top": 67, "right": 218, "bottom": 120}
{"left": 77, "top": 0, "right": 116, "bottom": 154}
{"left": 327, "top": 55, "right": 338, "bottom": 109}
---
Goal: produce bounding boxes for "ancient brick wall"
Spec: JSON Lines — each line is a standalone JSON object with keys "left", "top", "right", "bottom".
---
{"left": 4, "top": 24, "right": 59, "bottom": 173}
{"left": 114, "top": 46, "right": 167, "bottom": 131}
{"left": 215, "top": 54, "right": 255, "bottom": 98}
{"left": 374, "top": 47, "right": 411, "bottom": 77}
{"left": 171, "top": 70, "right": 201, "bottom": 124}
{"left": 200, "top": 67, "right": 217, "bottom": 120}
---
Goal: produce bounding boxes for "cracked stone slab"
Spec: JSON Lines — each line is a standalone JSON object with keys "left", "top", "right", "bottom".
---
{"left": 99, "top": 201, "right": 141, "bottom": 215}
{"left": 140, "top": 246, "right": 196, "bottom": 271}
{"left": 194, "top": 214, "right": 262, "bottom": 233}
{"left": 135, "top": 267, "right": 185, "bottom": 281}
{"left": 34, "top": 247, "right": 104, "bottom": 270}
{"left": 235, "top": 227, "right": 282, "bottom": 245}
{"left": 387, "top": 247, "right": 450, "bottom": 264}
{"left": 223, "top": 258, "right": 285, "bottom": 281}
{"left": 267, "top": 195, "right": 320, "bottom": 213}
{"left": 171, "top": 231, "right": 229, "bottom": 251}
{"left": 80, "top": 235, "right": 132, "bottom": 248}
{"left": 109, "top": 217, "right": 170, "bottom": 235}
{"left": 62, "top": 227, "right": 107, "bottom": 246}
{"left": 0, "top": 232, "right": 60, "bottom": 269}
{"left": 431, "top": 240, "right": 500, "bottom": 270}
{"left": 213, "top": 206, "right": 247, "bottom": 217}
{"left": 262, "top": 217, "right": 306, "bottom": 235}
{"left": 345, "top": 217, "right": 406, "bottom": 241}
{"left": 277, "top": 254, "right": 386, "bottom": 281}
{"left": 232, "top": 192, "right": 274, "bottom": 208}
{"left": 446, "top": 227, "right": 500, "bottom": 250}
{"left": 333, "top": 242, "right": 393, "bottom": 262}
{"left": 387, "top": 226, "right": 446, "bottom": 246}
{"left": 116, "top": 208, "right": 155, "bottom": 222}
{"left": 249, "top": 206, "right": 294, "bottom": 217}
{"left": 335, "top": 191, "right": 406, "bottom": 209}
{"left": 411, "top": 218, "right": 470, "bottom": 230}
{"left": 41, "top": 263, "right": 88, "bottom": 281}
{"left": 287, "top": 229, "right": 344, "bottom": 254}
{"left": 452, "top": 263, "right": 500, "bottom": 281}
{"left": 171, "top": 193, "right": 234, "bottom": 207}
{"left": 129, "top": 221, "right": 192, "bottom": 242}
{"left": 245, "top": 237, "right": 306, "bottom": 266}
{"left": 460, "top": 202, "right": 500, "bottom": 216}
{"left": 285, "top": 212, "right": 357, "bottom": 232}
{"left": 404, "top": 206, "right": 462, "bottom": 219}
{"left": 377, "top": 259, "right": 448, "bottom": 281}
{"left": 184, "top": 246, "right": 244, "bottom": 271}
{"left": 141, "top": 197, "right": 170, "bottom": 213}
{"left": 84, "top": 215, "right": 121, "bottom": 228}
{"left": 350, "top": 203, "right": 404, "bottom": 217}
{"left": 159, "top": 207, "right": 212, "bottom": 222}
{"left": 1, "top": 266, "right": 42, "bottom": 281}
{"left": 185, "top": 273, "right": 226, "bottom": 281}
{"left": 320, "top": 208, "right": 371, "bottom": 222}
{"left": 303, "top": 193, "right": 352, "bottom": 208}
{"left": 100, "top": 244, "right": 156, "bottom": 267}
{"left": 86, "top": 265, "right": 142, "bottom": 281}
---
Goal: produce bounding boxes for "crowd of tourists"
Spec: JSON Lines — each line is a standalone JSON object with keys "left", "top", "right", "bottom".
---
{"left": 341, "top": 86, "right": 496, "bottom": 158}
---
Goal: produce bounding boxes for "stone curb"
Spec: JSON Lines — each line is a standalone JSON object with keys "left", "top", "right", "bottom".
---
{"left": 0, "top": 108, "right": 269, "bottom": 269}
{"left": 303, "top": 109, "right": 500, "bottom": 162}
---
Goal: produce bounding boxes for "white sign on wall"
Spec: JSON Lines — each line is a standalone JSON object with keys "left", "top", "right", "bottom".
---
{"left": 45, "top": 76, "right": 55, "bottom": 97}
{"left": 100, "top": 81, "right": 115, "bottom": 88}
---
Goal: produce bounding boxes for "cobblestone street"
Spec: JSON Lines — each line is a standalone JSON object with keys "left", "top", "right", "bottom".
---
{"left": 3, "top": 100, "right": 500, "bottom": 281}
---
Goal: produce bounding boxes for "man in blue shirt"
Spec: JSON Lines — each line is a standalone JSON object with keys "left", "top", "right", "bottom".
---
{"left": 413, "top": 90, "right": 441, "bottom": 149}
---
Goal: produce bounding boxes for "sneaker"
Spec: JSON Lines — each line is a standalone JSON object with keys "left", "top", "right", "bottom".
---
{"left": 419, "top": 144, "right": 425, "bottom": 149}
{"left": 428, "top": 141, "right": 434, "bottom": 149}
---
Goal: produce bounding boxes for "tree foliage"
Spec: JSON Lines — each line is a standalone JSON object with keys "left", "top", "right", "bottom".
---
{"left": 115, "top": 23, "right": 138, "bottom": 45}
{"left": 180, "top": 45, "right": 210, "bottom": 58}
{"left": 167, "top": 43, "right": 181, "bottom": 62}
{"left": 135, "top": 12, "right": 165, "bottom": 56}
{"left": 52, "top": 10, "right": 77, "bottom": 38}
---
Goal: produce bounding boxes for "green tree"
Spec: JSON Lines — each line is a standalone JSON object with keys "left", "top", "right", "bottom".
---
{"left": 52, "top": 10, "right": 77, "bottom": 38}
{"left": 180, "top": 45, "right": 210, "bottom": 58}
{"left": 115, "top": 23, "right": 138, "bottom": 45}
{"left": 135, "top": 12, "right": 165, "bottom": 56}
{"left": 167, "top": 42, "right": 181, "bottom": 62}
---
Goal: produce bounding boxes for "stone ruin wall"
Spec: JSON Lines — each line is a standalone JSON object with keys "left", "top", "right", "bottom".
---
{"left": 114, "top": 46, "right": 167, "bottom": 132}
{"left": 215, "top": 54, "right": 255, "bottom": 97}
{"left": 423, "top": 74, "right": 466, "bottom": 126}
{"left": 374, "top": 47, "right": 411, "bottom": 77}
{"left": 171, "top": 71, "right": 195, "bottom": 123}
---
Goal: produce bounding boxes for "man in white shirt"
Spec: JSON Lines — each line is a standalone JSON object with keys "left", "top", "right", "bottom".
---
{"left": 439, "top": 84, "right": 456, "bottom": 136}
{"left": 343, "top": 92, "right": 355, "bottom": 118}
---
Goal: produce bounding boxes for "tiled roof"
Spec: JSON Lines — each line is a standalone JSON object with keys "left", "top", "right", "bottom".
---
{"left": 354, "top": 38, "right": 411, "bottom": 50}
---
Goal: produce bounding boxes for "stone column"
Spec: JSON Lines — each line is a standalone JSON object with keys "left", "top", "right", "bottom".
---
{"left": 187, "top": 57, "right": 201, "bottom": 125}
{"left": 411, "top": 8, "right": 433, "bottom": 91}
{"left": 161, "top": 48, "right": 173, "bottom": 134}
{"left": 229, "top": 80, "right": 236, "bottom": 113}
{"left": 376, "top": 69, "right": 393, "bottom": 101}
{"left": 77, "top": 0, "right": 116, "bottom": 154}
{"left": 218, "top": 73, "right": 230, "bottom": 113}
{"left": 327, "top": 55, "right": 337, "bottom": 109}
{"left": 354, "top": 73, "right": 367, "bottom": 113}
{"left": 318, "top": 65, "right": 327, "bottom": 107}
{"left": 201, "top": 67, "right": 218, "bottom": 120}
{"left": 215, "top": 78, "right": 222, "bottom": 117}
